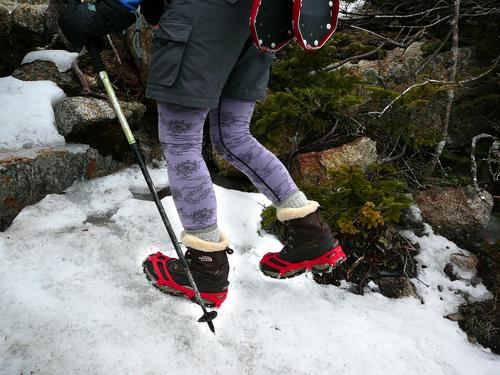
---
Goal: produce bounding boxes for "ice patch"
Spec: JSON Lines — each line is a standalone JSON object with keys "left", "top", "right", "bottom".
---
{"left": 22, "top": 50, "right": 79, "bottom": 73}
{"left": 0, "top": 76, "right": 65, "bottom": 150}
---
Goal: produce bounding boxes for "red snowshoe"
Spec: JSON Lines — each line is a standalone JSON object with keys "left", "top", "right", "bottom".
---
{"left": 143, "top": 248, "right": 231, "bottom": 308}
{"left": 260, "top": 208, "right": 346, "bottom": 278}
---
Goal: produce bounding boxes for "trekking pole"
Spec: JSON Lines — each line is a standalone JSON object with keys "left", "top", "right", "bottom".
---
{"left": 87, "top": 44, "right": 218, "bottom": 334}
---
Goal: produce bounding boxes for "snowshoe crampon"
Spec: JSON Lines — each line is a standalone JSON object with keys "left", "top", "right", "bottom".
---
{"left": 143, "top": 252, "right": 228, "bottom": 308}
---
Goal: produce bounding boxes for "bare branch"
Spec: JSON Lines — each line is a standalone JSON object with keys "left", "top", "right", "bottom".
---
{"left": 106, "top": 35, "right": 122, "bottom": 65}
{"left": 471, "top": 133, "right": 498, "bottom": 197}
{"left": 366, "top": 80, "right": 438, "bottom": 117}
{"left": 416, "top": 27, "right": 453, "bottom": 75}
{"left": 382, "top": 141, "right": 409, "bottom": 163}
{"left": 488, "top": 139, "right": 500, "bottom": 181}
{"left": 37, "top": 34, "right": 60, "bottom": 50}
{"left": 428, "top": 0, "right": 462, "bottom": 175}
{"left": 339, "top": 5, "right": 450, "bottom": 19}
{"left": 71, "top": 55, "right": 91, "bottom": 95}
{"left": 324, "top": 42, "right": 387, "bottom": 72}
{"left": 350, "top": 25, "right": 407, "bottom": 48}
{"left": 386, "top": 14, "right": 453, "bottom": 29}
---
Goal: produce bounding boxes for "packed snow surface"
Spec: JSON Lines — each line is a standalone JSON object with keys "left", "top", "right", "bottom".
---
{"left": 0, "top": 77, "right": 65, "bottom": 150}
{"left": 1, "top": 167, "right": 499, "bottom": 374}
{"left": 22, "top": 50, "right": 79, "bottom": 73}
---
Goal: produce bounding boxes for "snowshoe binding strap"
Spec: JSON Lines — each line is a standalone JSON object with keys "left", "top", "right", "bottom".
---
{"left": 293, "top": 0, "right": 340, "bottom": 50}
{"left": 250, "top": 0, "right": 294, "bottom": 52}
{"left": 260, "top": 244, "right": 346, "bottom": 278}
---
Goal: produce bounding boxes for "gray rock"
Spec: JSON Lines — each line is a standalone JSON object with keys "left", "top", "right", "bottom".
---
{"left": 0, "top": 144, "right": 121, "bottom": 231}
{"left": 343, "top": 42, "right": 472, "bottom": 86}
{"left": 450, "top": 252, "right": 478, "bottom": 274}
{"left": 12, "top": 3, "right": 48, "bottom": 35}
{"left": 54, "top": 96, "right": 146, "bottom": 136}
{"left": 0, "top": 0, "right": 17, "bottom": 11}
{"left": 18, "top": 0, "right": 49, "bottom": 4}
{"left": 443, "top": 263, "right": 458, "bottom": 281}
{"left": 342, "top": 42, "right": 425, "bottom": 85}
{"left": 0, "top": 5, "right": 11, "bottom": 36}
{"left": 416, "top": 186, "right": 494, "bottom": 247}
{"left": 445, "top": 312, "right": 465, "bottom": 322}
{"left": 377, "top": 277, "right": 416, "bottom": 298}
{"left": 134, "top": 130, "right": 164, "bottom": 166}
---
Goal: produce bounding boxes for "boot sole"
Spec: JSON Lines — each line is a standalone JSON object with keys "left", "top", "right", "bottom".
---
{"left": 143, "top": 264, "right": 217, "bottom": 308}
{"left": 260, "top": 257, "right": 346, "bottom": 279}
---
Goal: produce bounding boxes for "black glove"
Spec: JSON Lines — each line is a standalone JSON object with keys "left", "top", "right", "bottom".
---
{"left": 140, "top": 0, "right": 165, "bottom": 26}
{"left": 58, "top": 0, "right": 136, "bottom": 50}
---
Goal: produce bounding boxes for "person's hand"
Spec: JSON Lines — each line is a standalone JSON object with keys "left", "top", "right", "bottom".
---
{"left": 58, "top": 0, "right": 136, "bottom": 50}
{"left": 140, "top": 0, "right": 164, "bottom": 26}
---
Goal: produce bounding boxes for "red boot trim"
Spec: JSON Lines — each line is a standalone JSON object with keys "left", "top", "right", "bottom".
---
{"left": 260, "top": 245, "right": 347, "bottom": 278}
{"left": 147, "top": 252, "right": 228, "bottom": 308}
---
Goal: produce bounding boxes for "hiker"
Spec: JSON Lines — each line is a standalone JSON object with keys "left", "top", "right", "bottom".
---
{"left": 58, "top": 0, "right": 346, "bottom": 308}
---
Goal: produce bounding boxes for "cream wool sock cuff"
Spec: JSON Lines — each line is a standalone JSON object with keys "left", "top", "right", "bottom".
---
{"left": 276, "top": 200, "right": 320, "bottom": 222}
{"left": 181, "top": 231, "right": 230, "bottom": 252}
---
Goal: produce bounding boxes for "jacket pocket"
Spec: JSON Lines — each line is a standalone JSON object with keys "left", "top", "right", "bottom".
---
{"left": 149, "top": 22, "right": 192, "bottom": 87}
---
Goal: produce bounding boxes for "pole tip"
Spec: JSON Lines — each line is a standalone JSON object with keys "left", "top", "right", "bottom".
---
{"left": 208, "top": 321, "right": 216, "bottom": 334}
{"left": 198, "top": 310, "right": 217, "bottom": 333}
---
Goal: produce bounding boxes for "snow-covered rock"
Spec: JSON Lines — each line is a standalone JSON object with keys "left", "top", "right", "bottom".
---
{"left": 0, "top": 144, "right": 121, "bottom": 230}
{"left": 0, "top": 76, "right": 65, "bottom": 150}
{"left": 22, "top": 50, "right": 79, "bottom": 72}
{"left": 339, "top": 0, "right": 366, "bottom": 19}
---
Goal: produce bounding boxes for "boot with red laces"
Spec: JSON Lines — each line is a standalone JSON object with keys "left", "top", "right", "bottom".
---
{"left": 260, "top": 201, "right": 347, "bottom": 278}
{"left": 143, "top": 232, "right": 232, "bottom": 308}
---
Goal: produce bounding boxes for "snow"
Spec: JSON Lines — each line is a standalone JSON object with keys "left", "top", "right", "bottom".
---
{"left": 0, "top": 76, "right": 65, "bottom": 150}
{"left": 0, "top": 167, "right": 499, "bottom": 374}
{"left": 340, "top": 0, "right": 366, "bottom": 19}
{"left": 22, "top": 50, "right": 79, "bottom": 73}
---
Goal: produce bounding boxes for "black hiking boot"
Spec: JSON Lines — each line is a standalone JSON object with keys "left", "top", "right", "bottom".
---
{"left": 260, "top": 202, "right": 347, "bottom": 278}
{"left": 143, "top": 232, "right": 232, "bottom": 307}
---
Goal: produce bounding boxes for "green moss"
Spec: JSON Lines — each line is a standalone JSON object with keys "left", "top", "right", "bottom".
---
{"left": 261, "top": 164, "right": 412, "bottom": 239}
{"left": 344, "top": 42, "right": 377, "bottom": 57}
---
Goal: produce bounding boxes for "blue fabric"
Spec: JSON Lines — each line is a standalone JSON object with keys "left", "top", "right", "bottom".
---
{"left": 118, "top": 0, "right": 141, "bottom": 11}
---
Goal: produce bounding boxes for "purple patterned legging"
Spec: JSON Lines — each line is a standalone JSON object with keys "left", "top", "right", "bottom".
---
{"left": 158, "top": 98, "right": 299, "bottom": 231}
